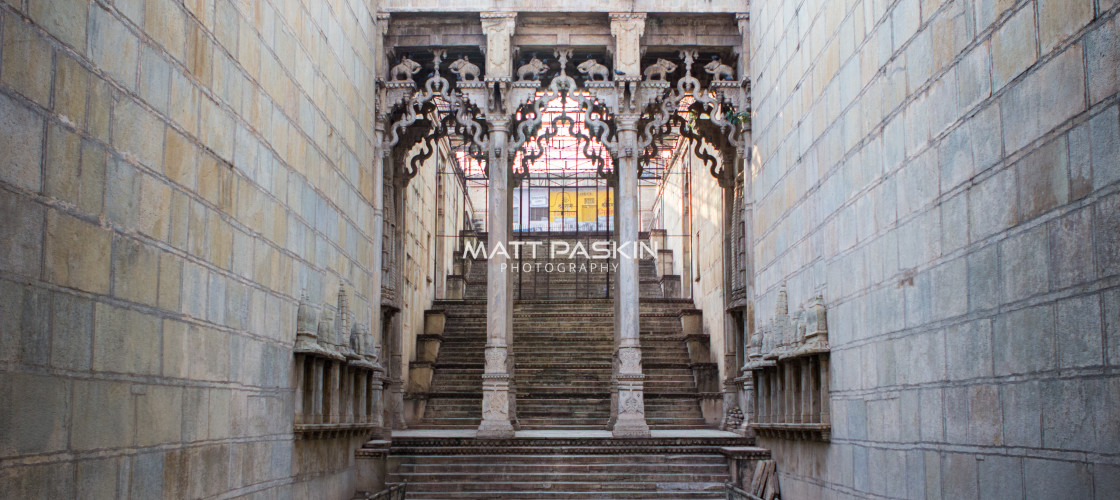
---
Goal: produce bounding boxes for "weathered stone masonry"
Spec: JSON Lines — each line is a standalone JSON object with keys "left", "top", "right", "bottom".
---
{"left": 0, "top": 0, "right": 385, "bottom": 496}
{"left": 749, "top": 0, "right": 1120, "bottom": 497}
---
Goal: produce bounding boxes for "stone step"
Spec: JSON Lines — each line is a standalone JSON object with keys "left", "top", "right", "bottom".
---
{"left": 393, "top": 489, "right": 726, "bottom": 499}
{"left": 386, "top": 435, "right": 756, "bottom": 499}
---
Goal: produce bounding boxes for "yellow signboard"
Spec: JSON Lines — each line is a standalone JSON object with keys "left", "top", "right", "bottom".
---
{"left": 549, "top": 192, "right": 577, "bottom": 221}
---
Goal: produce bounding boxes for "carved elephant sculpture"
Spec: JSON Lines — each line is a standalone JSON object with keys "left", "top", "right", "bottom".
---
{"left": 704, "top": 57, "right": 736, "bottom": 81}
{"left": 390, "top": 57, "right": 422, "bottom": 83}
{"left": 643, "top": 58, "right": 678, "bottom": 81}
{"left": 577, "top": 58, "right": 610, "bottom": 82}
{"left": 448, "top": 56, "right": 481, "bottom": 81}
{"left": 516, "top": 57, "right": 548, "bottom": 81}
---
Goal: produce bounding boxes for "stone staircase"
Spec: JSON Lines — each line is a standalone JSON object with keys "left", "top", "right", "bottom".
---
{"left": 385, "top": 234, "right": 760, "bottom": 499}
{"left": 383, "top": 434, "right": 761, "bottom": 499}
{"left": 415, "top": 234, "right": 707, "bottom": 430}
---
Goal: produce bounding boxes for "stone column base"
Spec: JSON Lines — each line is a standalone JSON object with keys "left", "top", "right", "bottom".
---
{"left": 477, "top": 375, "right": 515, "bottom": 438}
{"left": 612, "top": 375, "right": 650, "bottom": 437}
{"left": 612, "top": 415, "right": 651, "bottom": 437}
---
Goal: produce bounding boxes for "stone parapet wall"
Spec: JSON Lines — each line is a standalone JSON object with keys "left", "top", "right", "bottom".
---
{"left": 0, "top": 0, "right": 381, "bottom": 496}
{"left": 750, "top": 0, "right": 1119, "bottom": 496}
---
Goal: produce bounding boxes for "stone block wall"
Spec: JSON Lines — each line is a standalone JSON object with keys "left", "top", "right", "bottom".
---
{"left": 0, "top": 0, "right": 384, "bottom": 497}
{"left": 749, "top": 0, "right": 1119, "bottom": 496}
{"left": 652, "top": 146, "right": 731, "bottom": 375}
{"left": 398, "top": 143, "right": 469, "bottom": 378}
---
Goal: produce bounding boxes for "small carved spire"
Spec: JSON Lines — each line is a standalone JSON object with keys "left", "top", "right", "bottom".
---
{"left": 296, "top": 290, "right": 318, "bottom": 340}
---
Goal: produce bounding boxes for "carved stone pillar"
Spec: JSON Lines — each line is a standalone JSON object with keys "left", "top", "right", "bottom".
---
{"left": 477, "top": 12, "right": 518, "bottom": 438}
{"left": 371, "top": 10, "right": 389, "bottom": 401}
{"left": 608, "top": 12, "right": 651, "bottom": 438}
{"left": 736, "top": 12, "right": 757, "bottom": 436}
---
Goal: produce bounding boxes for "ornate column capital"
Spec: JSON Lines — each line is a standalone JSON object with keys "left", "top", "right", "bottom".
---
{"left": 736, "top": 13, "right": 749, "bottom": 31}
{"left": 480, "top": 12, "right": 518, "bottom": 79}
{"left": 376, "top": 12, "right": 390, "bottom": 35}
{"left": 609, "top": 12, "right": 646, "bottom": 78}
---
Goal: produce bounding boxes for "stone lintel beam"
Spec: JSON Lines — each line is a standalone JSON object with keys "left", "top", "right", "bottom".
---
{"left": 384, "top": 13, "right": 742, "bottom": 52}
{"left": 381, "top": 1, "right": 743, "bottom": 13}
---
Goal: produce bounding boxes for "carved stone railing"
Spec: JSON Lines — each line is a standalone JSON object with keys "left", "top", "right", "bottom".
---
{"left": 293, "top": 286, "right": 385, "bottom": 438}
{"left": 744, "top": 286, "right": 830, "bottom": 441}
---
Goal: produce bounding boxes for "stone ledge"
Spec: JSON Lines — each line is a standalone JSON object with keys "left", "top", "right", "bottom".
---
{"left": 719, "top": 446, "right": 772, "bottom": 460}
{"left": 749, "top": 422, "right": 831, "bottom": 442}
{"left": 294, "top": 423, "right": 382, "bottom": 440}
{"left": 388, "top": 435, "right": 757, "bottom": 455}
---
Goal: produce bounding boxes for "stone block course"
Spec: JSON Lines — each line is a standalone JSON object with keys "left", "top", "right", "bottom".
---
{"left": 164, "top": 127, "right": 199, "bottom": 189}
{"left": 999, "top": 224, "right": 1049, "bottom": 303}
{"left": 0, "top": 91, "right": 44, "bottom": 193}
{"left": 113, "top": 98, "right": 166, "bottom": 172}
{"left": 994, "top": 304, "right": 1055, "bottom": 375}
{"left": 87, "top": 77, "right": 112, "bottom": 143}
{"left": 990, "top": 4, "right": 1036, "bottom": 91}
{"left": 1049, "top": 208, "right": 1095, "bottom": 289}
{"left": 145, "top": 0, "right": 187, "bottom": 62}
{"left": 1057, "top": 293, "right": 1102, "bottom": 367}
{"left": 92, "top": 302, "right": 161, "bottom": 375}
{"left": 0, "top": 372, "right": 70, "bottom": 456}
{"left": 941, "top": 452, "right": 978, "bottom": 499}
{"left": 0, "top": 461, "right": 75, "bottom": 498}
{"left": 1000, "top": 44, "right": 1085, "bottom": 154}
{"left": 977, "top": 455, "right": 1023, "bottom": 500}
{"left": 0, "top": 187, "right": 44, "bottom": 280}
{"left": 70, "top": 379, "right": 132, "bottom": 451}
{"left": 1001, "top": 380, "right": 1042, "bottom": 448}
{"left": 969, "top": 166, "right": 1017, "bottom": 241}
{"left": 1016, "top": 137, "right": 1069, "bottom": 221}
{"left": 130, "top": 451, "right": 165, "bottom": 499}
{"left": 111, "top": 234, "right": 160, "bottom": 306}
{"left": 2, "top": 15, "right": 52, "bottom": 107}
{"left": 1037, "top": 0, "right": 1092, "bottom": 55}
{"left": 105, "top": 158, "right": 142, "bottom": 229}
{"left": 135, "top": 384, "right": 183, "bottom": 446}
{"left": 76, "top": 457, "right": 119, "bottom": 498}
{"left": 1086, "top": 18, "right": 1119, "bottom": 105}
{"left": 140, "top": 47, "right": 172, "bottom": 115}
{"left": 88, "top": 5, "right": 140, "bottom": 90}
{"left": 138, "top": 173, "right": 172, "bottom": 240}
{"left": 1106, "top": 289, "right": 1120, "bottom": 365}
{"left": 52, "top": 53, "right": 88, "bottom": 129}
{"left": 50, "top": 291, "right": 93, "bottom": 370}
{"left": 44, "top": 210, "right": 111, "bottom": 294}
{"left": 1096, "top": 193, "right": 1120, "bottom": 277}
{"left": 28, "top": 0, "right": 88, "bottom": 52}
{"left": 1089, "top": 105, "right": 1120, "bottom": 191}
{"left": 1024, "top": 458, "right": 1092, "bottom": 499}
{"left": 946, "top": 319, "right": 993, "bottom": 380}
